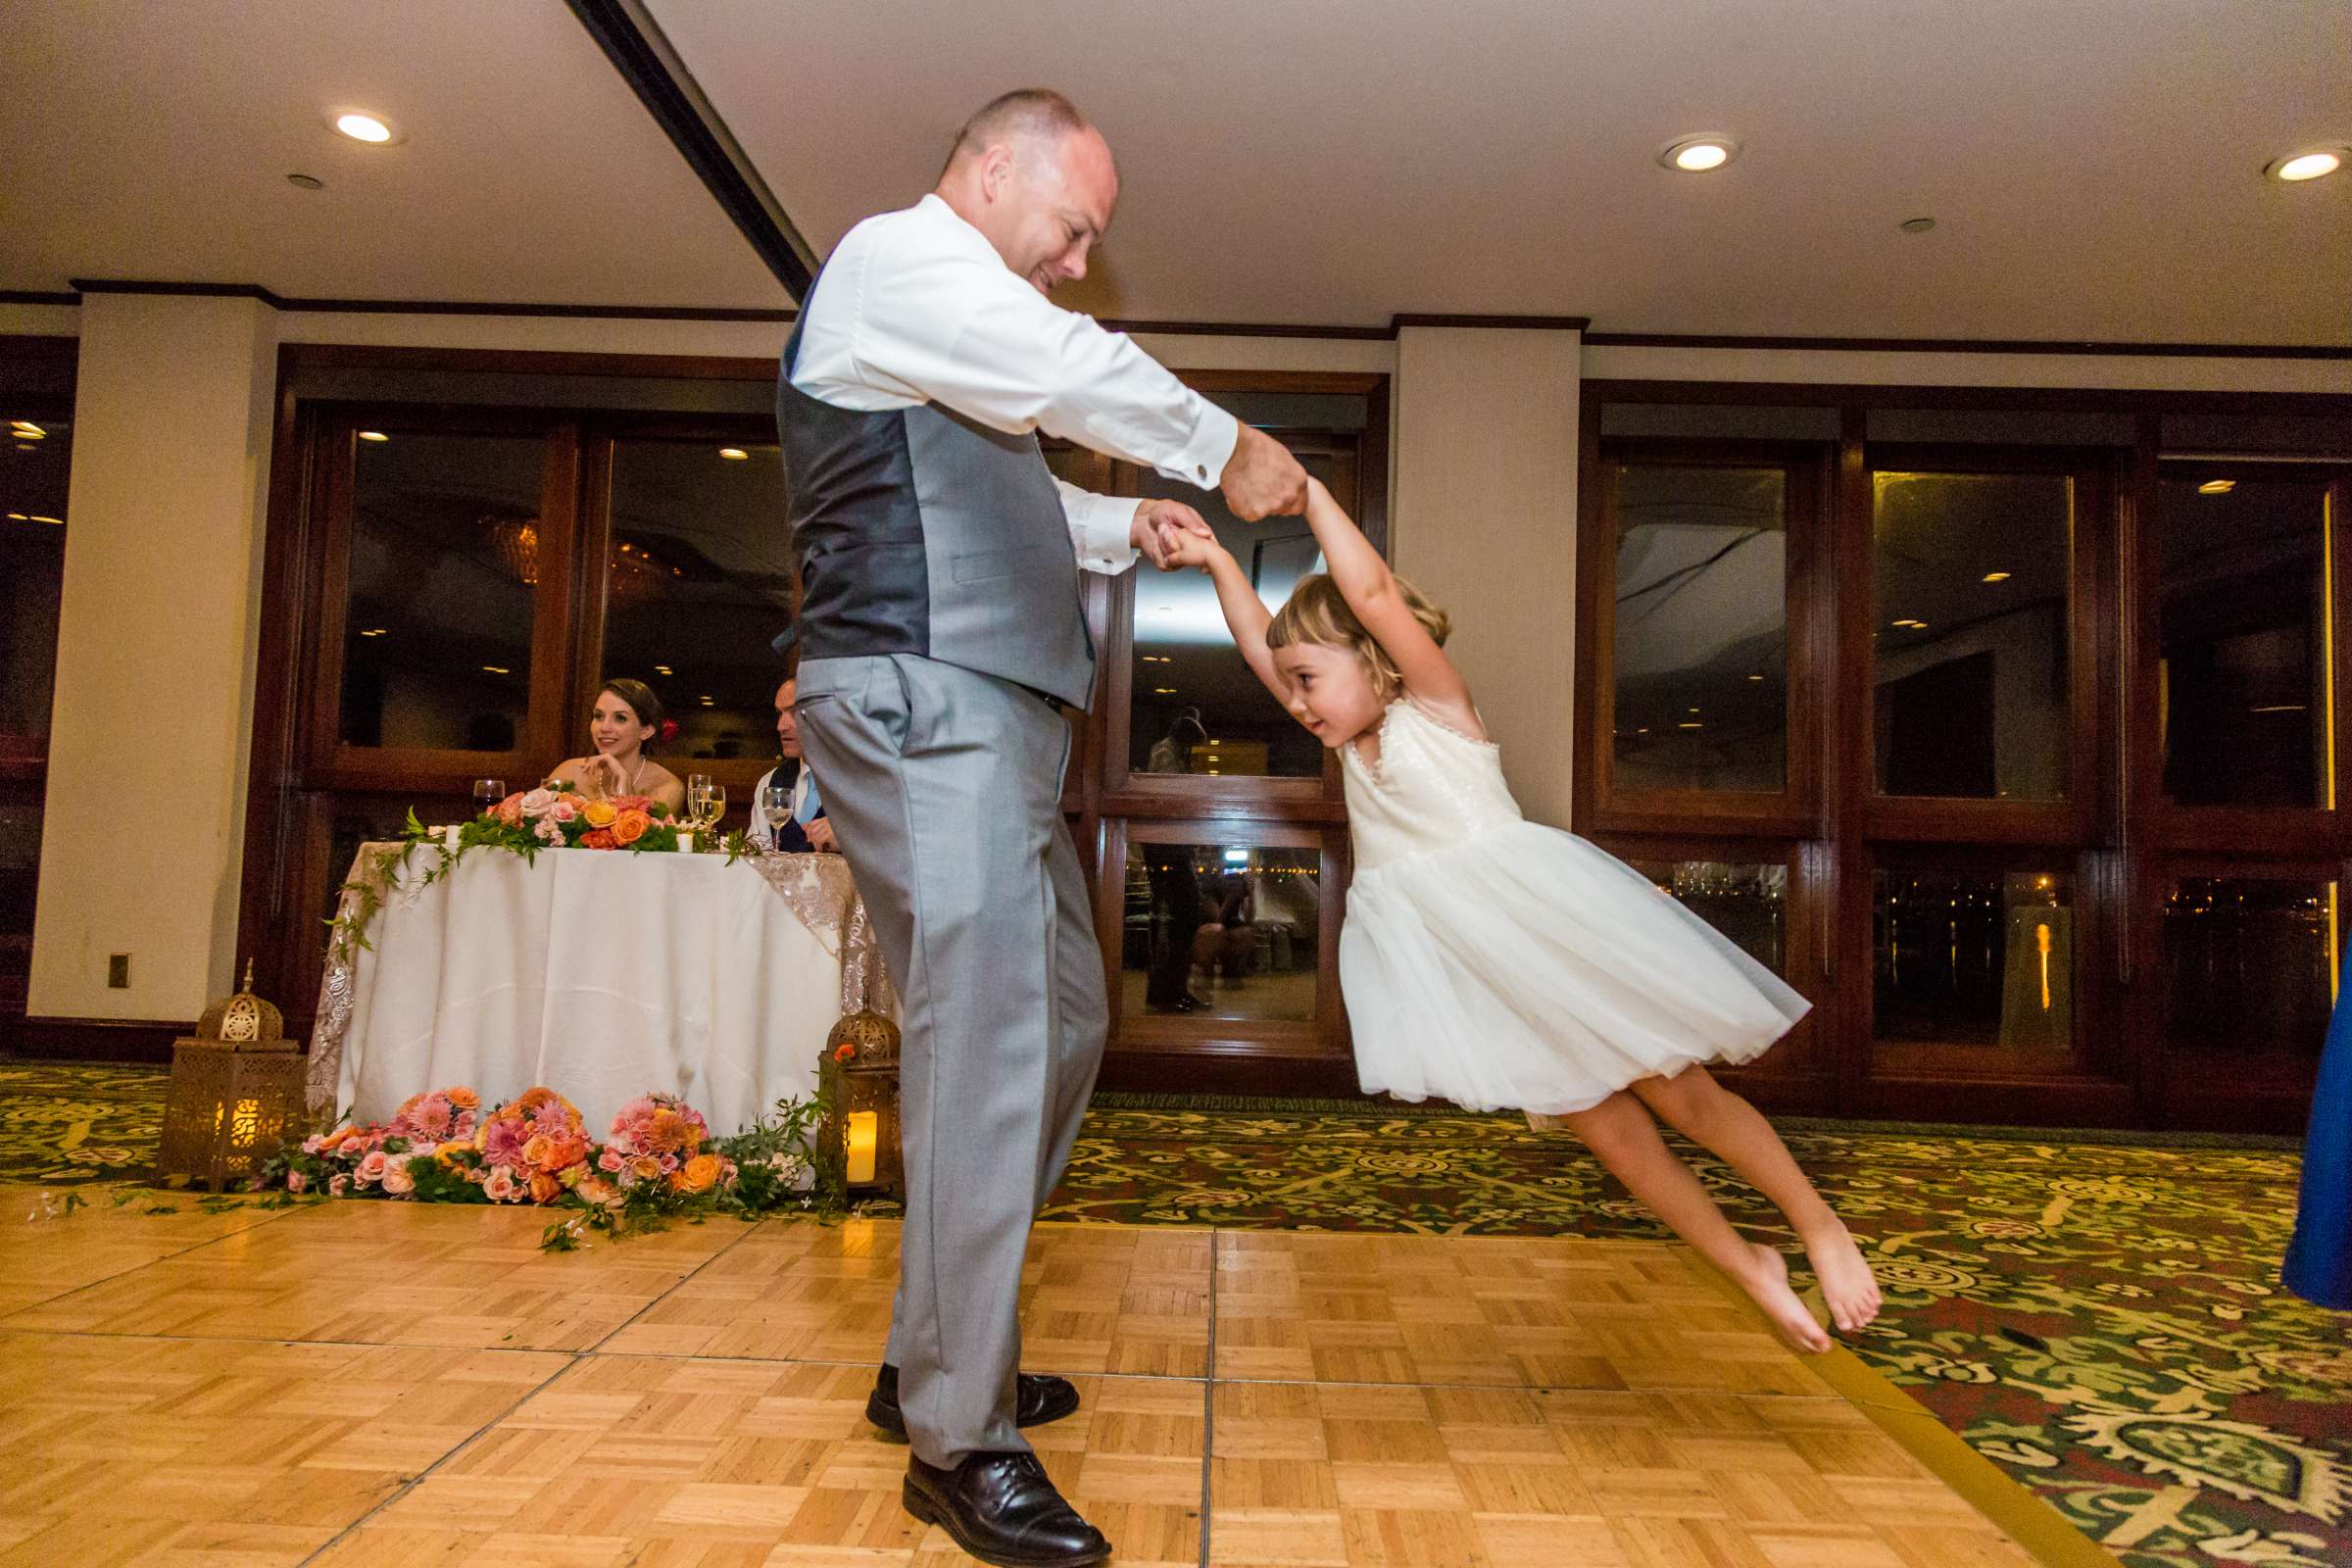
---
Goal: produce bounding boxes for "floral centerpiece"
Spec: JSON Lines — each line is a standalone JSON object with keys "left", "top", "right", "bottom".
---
{"left": 486, "top": 783, "right": 680, "bottom": 853}
{"left": 259, "top": 1083, "right": 832, "bottom": 1248}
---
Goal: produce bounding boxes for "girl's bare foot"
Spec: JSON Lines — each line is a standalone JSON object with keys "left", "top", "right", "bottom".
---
{"left": 1741, "top": 1243, "right": 1833, "bottom": 1353}
{"left": 1802, "top": 1222, "right": 1883, "bottom": 1334}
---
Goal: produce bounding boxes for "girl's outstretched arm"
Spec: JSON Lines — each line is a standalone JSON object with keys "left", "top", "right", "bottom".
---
{"left": 1168, "top": 532, "right": 1286, "bottom": 701}
{"left": 1301, "top": 476, "right": 1475, "bottom": 718}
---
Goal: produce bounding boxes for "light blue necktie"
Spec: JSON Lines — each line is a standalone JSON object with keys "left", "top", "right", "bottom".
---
{"left": 795, "top": 772, "right": 822, "bottom": 825}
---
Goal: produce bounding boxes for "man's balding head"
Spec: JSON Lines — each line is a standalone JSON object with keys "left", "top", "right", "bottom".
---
{"left": 936, "top": 88, "right": 1118, "bottom": 298}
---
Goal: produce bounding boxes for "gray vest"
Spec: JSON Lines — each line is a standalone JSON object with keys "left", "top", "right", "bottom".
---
{"left": 775, "top": 297, "right": 1098, "bottom": 710}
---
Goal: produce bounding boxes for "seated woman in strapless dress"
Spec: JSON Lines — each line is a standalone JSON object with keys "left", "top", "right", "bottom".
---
{"left": 544, "top": 677, "right": 688, "bottom": 816}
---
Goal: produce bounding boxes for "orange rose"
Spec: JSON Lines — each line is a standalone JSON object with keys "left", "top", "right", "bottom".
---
{"left": 629, "top": 1155, "right": 662, "bottom": 1182}
{"left": 581, "top": 828, "right": 617, "bottom": 850}
{"left": 494, "top": 794, "right": 524, "bottom": 826}
{"left": 581, "top": 800, "right": 618, "bottom": 828}
{"left": 527, "top": 1171, "right": 563, "bottom": 1203}
{"left": 577, "top": 1177, "right": 624, "bottom": 1208}
{"left": 447, "top": 1087, "right": 480, "bottom": 1111}
{"left": 612, "top": 809, "right": 650, "bottom": 846}
{"left": 521, "top": 1134, "right": 554, "bottom": 1168}
{"left": 673, "top": 1153, "right": 723, "bottom": 1194}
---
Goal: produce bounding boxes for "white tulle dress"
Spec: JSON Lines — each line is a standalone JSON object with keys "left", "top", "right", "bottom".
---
{"left": 1339, "top": 698, "right": 1810, "bottom": 1115}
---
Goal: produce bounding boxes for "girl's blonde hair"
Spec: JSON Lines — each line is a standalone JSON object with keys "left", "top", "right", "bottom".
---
{"left": 1265, "top": 573, "right": 1451, "bottom": 699}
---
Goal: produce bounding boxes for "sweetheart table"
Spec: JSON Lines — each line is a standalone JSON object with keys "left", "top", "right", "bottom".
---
{"left": 305, "top": 845, "right": 894, "bottom": 1135}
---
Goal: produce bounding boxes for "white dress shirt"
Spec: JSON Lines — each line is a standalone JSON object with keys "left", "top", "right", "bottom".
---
{"left": 789, "top": 193, "right": 1241, "bottom": 575}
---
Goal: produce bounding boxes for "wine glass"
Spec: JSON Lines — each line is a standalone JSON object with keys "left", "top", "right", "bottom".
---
{"left": 472, "top": 778, "right": 505, "bottom": 816}
{"left": 761, "top": 781, "right": 793, "bottom": 847}
{"left": 703, "top": 783, "right": 726, "bottom": 833}
{"left": 687, "top": 773, "right": 713, "bottom": 830}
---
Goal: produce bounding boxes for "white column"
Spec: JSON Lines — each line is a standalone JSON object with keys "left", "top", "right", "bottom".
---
{"left": 1390, "top": 325, "right": 1582, "bottom": 825}
{"left": 29, "top": 293, "right": 276, "bottom": 1020}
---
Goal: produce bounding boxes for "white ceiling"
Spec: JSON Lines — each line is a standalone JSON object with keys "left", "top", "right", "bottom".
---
{"left": 656, "top": 0, "right": 2351, "bottom": 342}
{"left": 0, "top": 0, "right": 785, "bottom": 308}
{"left": 3, "top": 0, "right": 2345, "bottom": 343}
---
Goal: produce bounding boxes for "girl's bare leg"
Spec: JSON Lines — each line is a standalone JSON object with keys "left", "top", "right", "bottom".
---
{"left": 1626, "top": 1066, "right": 1882, "bottom": 1333}
{"left": 1559, "top": 1091, "right": 1833, "bottom": 1352}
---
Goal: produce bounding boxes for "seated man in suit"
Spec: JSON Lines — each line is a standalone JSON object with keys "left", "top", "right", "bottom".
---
{"left": 750, "top": 675, "right": 838, "bottom": 854}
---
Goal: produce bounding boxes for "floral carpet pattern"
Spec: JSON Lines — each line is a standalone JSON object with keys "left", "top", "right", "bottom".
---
{"left": 4, "top": 1064, "right": 2344, "bottom": 1567}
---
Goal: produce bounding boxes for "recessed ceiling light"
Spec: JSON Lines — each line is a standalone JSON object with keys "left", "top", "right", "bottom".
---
{"left": 2266, "top": 146, "right": 2346, "bottom": 183}
{"left": 9, "top": 421, "right": 43, "bottom": 435}
{"left": 1747, "top": 673, "right": 1765, "bottom": 682}
{"left": 333, "top": 112, "right": 396, "bottom": 144}
{"left": 358, "top": 430, "right": 388, "bottom": 442}
{"left": 2198, "top": 478, "right": 2235, "bottom": 495}
{"left": 1154, "top": 687, "right": 1176, "bottom": 695}
{"left": 4, "top": 514, "right": 24, "bottom": 521}
{"left": 481, "top": 664, "right": 510, "bottom": 674}
{"left": 654, "top": 664, "right": 673, "bottom": 674}
{"left": 1982, "top": 570, "right": 2012, "bottom": 582}
{"left": 1660, "top": 136, "right": 1737, "bottom": 172}
{"left": 718, "top": 447, "right": 748, "bottom": 461}
{"left": 29, "top": 514, "right": 62, "bottom": 525}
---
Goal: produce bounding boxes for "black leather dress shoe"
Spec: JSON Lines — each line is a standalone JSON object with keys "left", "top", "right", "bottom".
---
{"left": 866, "top": 1363, "right": 1081, "bottom": 1442}
{"left": 903, "top": 1450, "right": 1109, "bottom": 1568}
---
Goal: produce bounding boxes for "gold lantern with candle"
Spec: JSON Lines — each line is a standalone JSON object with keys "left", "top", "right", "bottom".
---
{"left": 155, "top": 961, "right": 308, "bottom": 1193}
{"left": 817, "top": 1007, "right": 904, "bottom": 1199}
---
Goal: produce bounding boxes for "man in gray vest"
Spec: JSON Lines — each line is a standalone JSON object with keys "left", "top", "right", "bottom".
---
{"left": 776, "top": 88, "right": 1306, "bottom": 1567}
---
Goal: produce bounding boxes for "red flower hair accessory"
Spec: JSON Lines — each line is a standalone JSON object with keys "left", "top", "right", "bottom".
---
{"left": 660, "top": 718, "right": 680, "bottom": 742}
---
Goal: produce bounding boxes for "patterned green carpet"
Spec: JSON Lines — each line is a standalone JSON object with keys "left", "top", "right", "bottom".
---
{"left": 5, "top": 1062, "right": 2345, "bottom": 1567}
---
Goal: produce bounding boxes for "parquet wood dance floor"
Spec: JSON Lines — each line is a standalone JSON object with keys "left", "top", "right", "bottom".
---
{"left": 0, "top": 1189, "right": 2088, "bottom": 1567}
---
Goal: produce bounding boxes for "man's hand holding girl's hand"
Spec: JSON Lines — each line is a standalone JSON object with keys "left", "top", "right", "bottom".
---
{"left": 1131, "top": 497, "right": 1216, "bottom": 570}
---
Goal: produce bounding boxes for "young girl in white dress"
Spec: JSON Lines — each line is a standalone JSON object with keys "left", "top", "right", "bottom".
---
{"left": 1170, "top": 478, "right": 1881, "bottom": 1350}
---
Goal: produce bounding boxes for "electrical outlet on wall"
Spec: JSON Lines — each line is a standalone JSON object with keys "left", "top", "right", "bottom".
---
{"left": 107, "top": 954, "right": 130, "bottom": 989}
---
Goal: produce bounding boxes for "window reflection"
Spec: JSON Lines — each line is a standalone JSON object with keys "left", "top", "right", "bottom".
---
{"left": 2163, "top": 878, "right": 2335, "bottom": 1055}
{"left": 1627, "top": 859, "right": 1788, "bottom": 975}
{"left": 1, "top": 413, "right": 71, "bottom": 739}
{"left": 1872, "top": 471, "right": 2072, "bottom": 800}
{"left": 2157, "top": 475, "right": 2331, "bottom": 808}
{"left": 341, "top": 431, "right": 543, "bottom": 750}
{"left": 600, "top": 440, "right": 793, "bottom": 761}
{"left": 1613, "top": 466, "right": 1788, "bottom": 793}
{"left": 1122, "top": 842, "right": 1321, "bottom": 1020}
{"left": 1873, "top": 868, "right": 2072, "bottom": 1050}
{"left": 1129, "top": 455, "right": 1341, "bottom": 780}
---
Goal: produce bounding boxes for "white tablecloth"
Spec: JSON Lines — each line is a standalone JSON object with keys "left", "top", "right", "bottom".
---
{"left": 311, "top": 847, "right": 888, "bottom": 1137}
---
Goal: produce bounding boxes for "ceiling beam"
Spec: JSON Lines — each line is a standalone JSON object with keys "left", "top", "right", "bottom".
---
{"left": 563, "top": 0, "right": 817, "bottom": 301}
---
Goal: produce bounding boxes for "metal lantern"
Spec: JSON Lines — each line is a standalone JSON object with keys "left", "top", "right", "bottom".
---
{"left": 155, "top": 961, "right": 306, "bottom": 1193}
{"left": 817, "top": 1007, "right": 904, "bottom": 1199}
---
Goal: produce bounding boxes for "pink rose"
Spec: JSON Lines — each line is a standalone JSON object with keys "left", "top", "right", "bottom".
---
{"left": 355, "top": 1150, "right": 389, "bottom": 1186}
{"left": 408, "top": 1141, "right": 438, "bottom": 1159}
{"left": 519, "top": 787, "right": 558, "bottom": 817}
{"left": 286, "top": 1170, "right": 307, "bottom": 1194}
{"left": 549, "top": 797, "right": 579, "bottom": 823}
{"left": 598, "top": 1148, "right": 624, "bottom": 1173}
{"left": 381, "top": 1155, "right": 416, "bottom": 1196}
{"left": 327, "top": 1174, "right": 350, "bottom": 1197}
{"left": 483, "top": 1168, "right": 517, "bottom": 1202}
{"left": 300, "top": 1135, "right": 324, "bottom": 1155}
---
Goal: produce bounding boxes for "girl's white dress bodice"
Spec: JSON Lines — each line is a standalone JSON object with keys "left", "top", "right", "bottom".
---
{"left": 1337, "top": 699, "right": 1809, "bottom": 1115}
